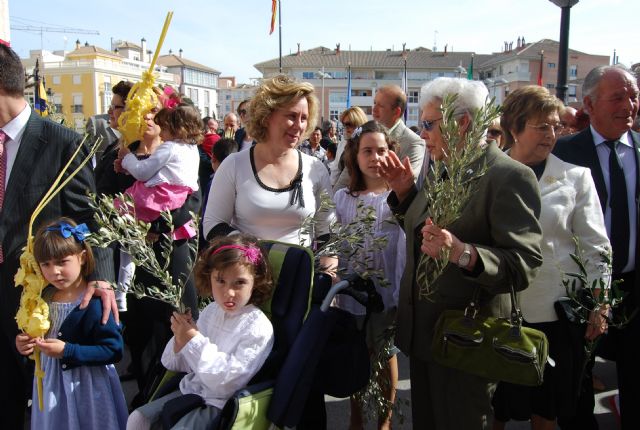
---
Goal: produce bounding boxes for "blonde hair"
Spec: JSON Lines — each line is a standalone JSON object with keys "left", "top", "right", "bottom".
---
{"left": 340, "top": 106, "right": 368, "bottom": 128}
{"left": 246, "top": 75, "right": 319, "bottom": 143}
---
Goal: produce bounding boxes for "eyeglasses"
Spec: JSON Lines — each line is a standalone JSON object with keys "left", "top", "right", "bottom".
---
{"left": 526, "top": 123, "right": 563, "bottom": 134}
{"left": 108, "top": 104, "right": 125, "bottom": 113}
{"left": 238, "top": 109, "right": 247, "bottom": 116}
{"left": 487, "top": 129, "right": 503, "bottom": 137}
{"left": 421, "top": 117, "right": 442, "bottom": 132}
{"left": 343, "top": 122, "right": 354, "bottom": 128}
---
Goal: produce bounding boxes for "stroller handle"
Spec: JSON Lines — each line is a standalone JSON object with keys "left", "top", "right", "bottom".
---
{"left": 320, "top": 273, "right": 384, "bottom": 313}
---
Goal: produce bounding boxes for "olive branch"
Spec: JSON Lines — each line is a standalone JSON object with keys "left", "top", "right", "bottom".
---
{"left": 87, "top": 192, "right": 197, "bottom": 313}
{"left": 416, "top": 94, "right": 501, "bottom": 299}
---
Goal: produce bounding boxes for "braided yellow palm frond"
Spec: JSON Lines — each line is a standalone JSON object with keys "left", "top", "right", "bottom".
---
{"left": 117, "top": 11, "right": 174, "bottom": 146}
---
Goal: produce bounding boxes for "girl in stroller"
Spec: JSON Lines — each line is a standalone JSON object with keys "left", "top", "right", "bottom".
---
{"left": 127, "top": 235, "right": 275, "bottom": 429}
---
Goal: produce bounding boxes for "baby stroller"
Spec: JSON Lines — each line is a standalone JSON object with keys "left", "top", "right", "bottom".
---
{"left": 143, "top": 240, "right": 383, "bottom": 429}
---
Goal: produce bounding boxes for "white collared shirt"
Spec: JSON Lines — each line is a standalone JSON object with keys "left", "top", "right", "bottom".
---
{"left": 1, "top": 103, "right": 31, "bottom": 188}
{"left": 591, "top": 125, "right": 637, "bottom": 272}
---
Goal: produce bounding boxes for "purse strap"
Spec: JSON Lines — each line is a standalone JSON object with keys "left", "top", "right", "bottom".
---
{"left": 465, "top": 283, "right": 523, "bottom": 330}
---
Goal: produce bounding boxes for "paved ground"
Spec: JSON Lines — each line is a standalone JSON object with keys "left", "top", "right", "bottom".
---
{"left": 121, "top": 350, "right": 620, "bottom": 429}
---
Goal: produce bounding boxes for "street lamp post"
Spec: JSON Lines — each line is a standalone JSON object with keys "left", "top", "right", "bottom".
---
{"left": 549, "top": 0, "right": 579, "bottom": 104}
{"left": 316, "top": 67, "right": 332, "bottom": 124}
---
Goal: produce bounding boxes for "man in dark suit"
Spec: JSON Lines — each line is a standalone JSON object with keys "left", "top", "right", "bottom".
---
{"left": 553, "top": 65, "right": 640, "bottom": 430}
{"left": 0, "top": 44, "right": 116, "bottom": 428}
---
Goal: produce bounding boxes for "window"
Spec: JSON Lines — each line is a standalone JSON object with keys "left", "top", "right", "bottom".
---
{"left": 374, "top": 71, "right": 400, "bottom": 80}
{"left": 204, "top": 91, "right": 210, "bottom": 106}
{"left": 72, "top": 94, "right": 83, "bottom": 113}
{"left": 329, "top": 91, "right": 347, "bottom": 104}
{"left": 329, "top": 109, "right": 340, "bottom": 120}
{"left": 569, "top": 65, "right": 578, "bottom": 78}
{"left": 407, "top": 107, "right": 419, "bottom": 124}
{"left": 302, "top": 72, "right": 315, "bottom": 79}
{"left": 546, "top": 84, "right": 555, "bottom": 90}
{"left": 189, "top": 88, "right": 199, "bottom": 103}
{"left": 52, "top": 75, "right": 61, "bottom": 85}
{"left": 327, "top": 71, "right": 353, "bottom": 79}
{"left": 53, "top": 94, "right": 63, "bottom": 113}
{"left": 73, "top": 74, "right": 81, "bottom": 84}
{"left": 408, "top": 91, "right": 419, "bottom": 104}
{"left": 351, "top": 90, "right": 371, "bottom": 97}
{"left": 547, "top": 63, "right": 556, "bottom": 69}
{"left": 568, "top": 85, "right": 577, "bottom": 97}
{"left": 407, "top": 72, "right": 430, "bottom": 80}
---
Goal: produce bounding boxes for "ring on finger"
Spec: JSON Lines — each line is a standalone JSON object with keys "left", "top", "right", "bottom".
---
{"left": 427, "top": 234, "right": 434, "bottom": 241}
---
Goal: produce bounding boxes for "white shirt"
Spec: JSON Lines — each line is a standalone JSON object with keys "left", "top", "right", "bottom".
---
{"left": 203, "top": 148, "right": 335, "bottom": 245}
{"left": 122, "top": 139, "right": 200, "bottom": 191}
{"left": 333, "top": 188, "right": 405, "bottom": 315}
{"left": 1, "top": 103, "right": 31, "bottom": 187}
{"left": 161, "top": 302, "right": 274, "bottom": 409}
{"left": 591, "top": 126, "right": 637, "bottom": 273}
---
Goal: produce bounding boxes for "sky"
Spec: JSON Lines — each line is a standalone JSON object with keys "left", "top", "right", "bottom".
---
{"left": 7, "top": 0, "right": 639, "bottom": 84}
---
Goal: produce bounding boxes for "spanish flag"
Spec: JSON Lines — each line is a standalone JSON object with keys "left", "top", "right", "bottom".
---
{"left": 270, "top": 0, "right": 277, "bottom": 35}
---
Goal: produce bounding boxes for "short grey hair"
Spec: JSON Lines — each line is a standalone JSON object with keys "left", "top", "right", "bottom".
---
{"left": 419, "top": 77, "right": 489, "bottom": 117}
{"left": 583, "top": 65, "right": 636, "bottom": 100}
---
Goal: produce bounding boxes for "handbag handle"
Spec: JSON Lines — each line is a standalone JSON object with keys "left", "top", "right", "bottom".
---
{"left": 465, "top": 283, "right": 523, "bottom": 330}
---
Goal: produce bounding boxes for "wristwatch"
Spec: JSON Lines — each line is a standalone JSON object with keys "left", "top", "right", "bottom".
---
{"left": 457, "top": 243, "right": 472, "bottom": 268}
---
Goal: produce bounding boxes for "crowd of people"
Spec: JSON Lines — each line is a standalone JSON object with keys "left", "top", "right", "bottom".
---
{"left": 1, "top": 38, "right": 639, "bottom": 430}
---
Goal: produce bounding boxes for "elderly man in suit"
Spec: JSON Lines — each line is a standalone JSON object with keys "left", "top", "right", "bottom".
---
{"left": 0, "top": 44, "right": 116, "bottom": 428}
{"left": 381, "top": 77, "right": 543, "bottom": 429}
{"left": 373, "top": 84, "right": 425, "bottom": 180}
{"left": 553, "top": 65, "right": 640, "bottom": 430}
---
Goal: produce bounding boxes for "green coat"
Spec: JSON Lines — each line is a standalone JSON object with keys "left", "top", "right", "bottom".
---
{"left": 390, "top": 142, "right": 543, "bottom": 361}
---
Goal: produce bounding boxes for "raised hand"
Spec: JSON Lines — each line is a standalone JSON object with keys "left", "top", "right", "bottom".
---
{"left": 379, "top": 151, "right": 415, "bottom": 203}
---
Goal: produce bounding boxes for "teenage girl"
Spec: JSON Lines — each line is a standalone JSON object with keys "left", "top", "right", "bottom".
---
{"left": 333, "top": 120, "right": 406, "bottom": 430}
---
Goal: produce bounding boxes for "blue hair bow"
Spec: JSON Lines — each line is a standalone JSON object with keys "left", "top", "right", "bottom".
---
{"left": 46, "top": 222, "right": 90, "bottom": 242}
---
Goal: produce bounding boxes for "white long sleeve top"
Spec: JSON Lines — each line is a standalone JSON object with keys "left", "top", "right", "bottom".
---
{"left": 122, "top": 140, "right": 200, "bottom": 191}
{"left": 333, "top": 188, "right": 406, "bottom": 315}
{"left": 520, "top": 154, "right": 611, "bottom": 323}
{"left": 160, "top": 302, "right": 274, "bottom": 409}
{"left": 203, "top": 148, "right": 335, "bottom": 245}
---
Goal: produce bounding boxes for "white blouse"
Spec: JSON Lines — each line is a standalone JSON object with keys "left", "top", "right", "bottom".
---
{"left": 161, "top": 302, "right": 274, "bottom": 409}
{"left": 333, "top": 188, "right": 406, "bottom": 315}
{"left": 203, "top": 148, "right": 335, "bottom": 246}
{"left": 122, "top": 140, "right": 200, "bottom": 190}
{"left": 520, "top": 154, "right": 611, "bottom": 323}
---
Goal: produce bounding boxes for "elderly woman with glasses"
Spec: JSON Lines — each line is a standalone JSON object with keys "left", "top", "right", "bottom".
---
{"left": 492, "top": 85, "right": 610, "bottom": 430}
{"left": 332, "top": 106, "right": 369, "bottom": 192}
{"left": 379, "top": 77, "right": 543, "bottom": 429}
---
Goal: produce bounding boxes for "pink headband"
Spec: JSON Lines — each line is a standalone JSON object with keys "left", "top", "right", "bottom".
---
{"left": 211, "top": 244, "right": 262, "bottom": 265}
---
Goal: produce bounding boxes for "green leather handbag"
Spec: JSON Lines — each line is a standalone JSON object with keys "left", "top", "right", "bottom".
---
{"left": 431, "top": 287, "right": 549, "bottom": 387}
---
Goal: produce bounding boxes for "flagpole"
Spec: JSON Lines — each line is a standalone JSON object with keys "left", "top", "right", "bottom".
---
{"left": 538, "top": 50, "right": 544, "bottom": 86}
{"left": 278, "top": 0, "right": 282, "bottom": 73}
